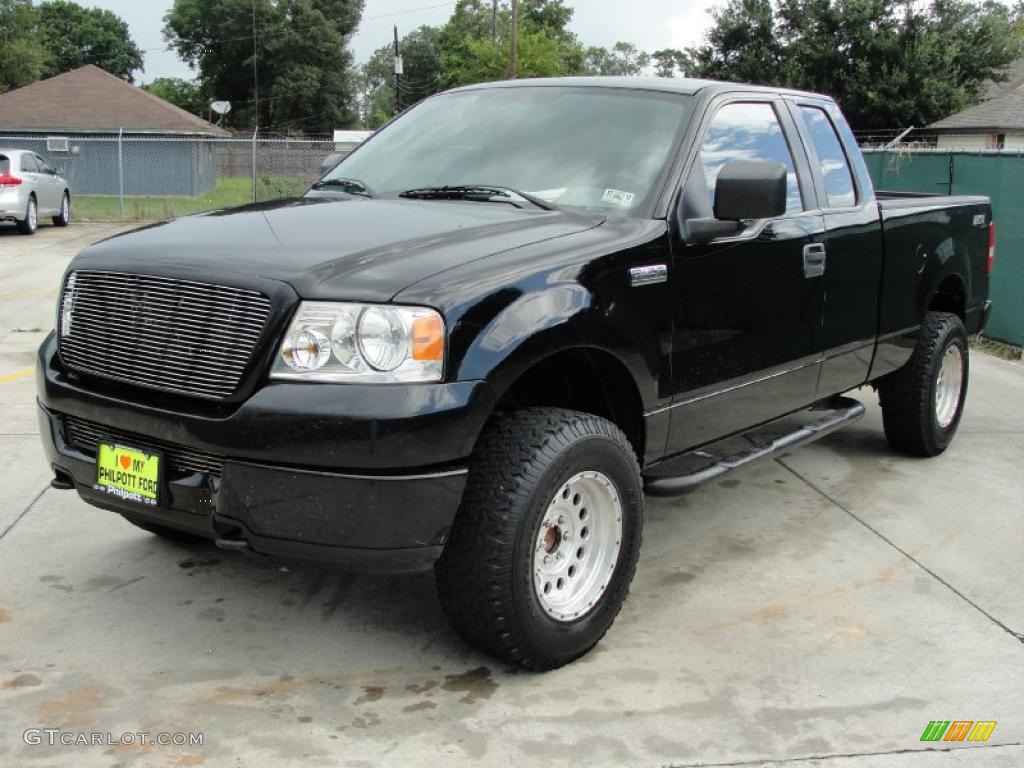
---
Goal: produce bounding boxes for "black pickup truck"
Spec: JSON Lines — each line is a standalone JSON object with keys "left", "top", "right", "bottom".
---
{"left": 37, "top": 77, "right": 994, "bottom": 670}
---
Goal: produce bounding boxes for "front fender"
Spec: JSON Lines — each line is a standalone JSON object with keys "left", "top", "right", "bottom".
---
{"left": 396, "top": 217, "right": 673, "bottom": 412}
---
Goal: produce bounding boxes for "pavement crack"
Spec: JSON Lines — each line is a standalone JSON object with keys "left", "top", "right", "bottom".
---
{"left": 777, "top": 458, "right": 1023, "bottom": 645}
{"left": 0, "top": 484, "right": 48, "bottom": 541}
{"left": 667, "top": 742, "right": 1024, "bottom": 767}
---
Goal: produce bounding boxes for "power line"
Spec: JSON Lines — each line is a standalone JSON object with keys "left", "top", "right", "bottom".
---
{"left": 363, "top": 2, "right": 456, "bottom": 22}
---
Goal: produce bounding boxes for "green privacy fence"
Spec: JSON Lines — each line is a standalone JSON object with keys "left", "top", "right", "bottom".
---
{"left": 862, "top": 149, "right": 1022, "bottom": 345}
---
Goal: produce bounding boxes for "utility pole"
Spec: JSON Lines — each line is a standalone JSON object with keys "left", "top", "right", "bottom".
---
{"left": 252, "top": 1, "right": 259, "bottom": 132}
{"left": 507, "top": 0, "right": 518, "bottom": 79}
{"left": 393, "top": 24, "right": 402, "bottom": 116}
{"left": 491, "top": 0, "right": 498, "bottom": 41}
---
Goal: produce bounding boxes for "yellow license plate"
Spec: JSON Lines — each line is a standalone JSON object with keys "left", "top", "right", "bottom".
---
{"left": 96, "top": 443, "right": 161, "bottom": 506}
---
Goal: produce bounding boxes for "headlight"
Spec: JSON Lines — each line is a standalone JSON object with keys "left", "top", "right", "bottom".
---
{"left": 271, "top": 302, "right": 444, "bottom": 383}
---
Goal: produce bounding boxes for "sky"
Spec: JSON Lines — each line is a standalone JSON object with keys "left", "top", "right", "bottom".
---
{"left": 85, "top": 0, "right": 723, "bottom": 84}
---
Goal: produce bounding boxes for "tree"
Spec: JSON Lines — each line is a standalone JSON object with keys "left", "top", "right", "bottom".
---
{"left": 447, "top": 27, "right": 567, "bottom": 84}
{"left": 651, "top": 48, "right": 690, "bottom": 78}
{"left": 583, "top": 42, "right": 650, "bottom": 76}
{"left": 143, "top": 77, "right": 209, "bottom": 118}
{"left": 360, "top": 25, "right": 443, "bottom": 128}
{"left": 164, "top": 0, "right": 364, "bottom": 134}
{"left": 0, "top": 0, "right": 46, "bottom": 92}
{"left": 36, "top": 0, "right": 143, "bottom": 81}
{"left": 438, "top": 0, "right": 586, "bottom": 89}
{"left": 687, "top": 0, "right": 1023, "bottom": 129}
{"left": 0, "top": 36, "right": 46, "bottom": 93}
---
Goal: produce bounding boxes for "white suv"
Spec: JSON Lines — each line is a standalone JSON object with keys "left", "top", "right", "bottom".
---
{"left": 0, "top": 149, "right": 71, "bottom": 235}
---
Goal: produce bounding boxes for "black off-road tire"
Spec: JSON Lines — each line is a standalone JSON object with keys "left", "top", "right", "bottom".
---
{"left": 435, "top": 407, "right": 643, "bottom": 671}
{"left": 16, "top": 195, "right": 37, "bottom": 235}
{"left": 122, "top": 516, "right": 207, "bottom": 543}
{"left": 877, "top": 311, "right": 968, "bottom": 457}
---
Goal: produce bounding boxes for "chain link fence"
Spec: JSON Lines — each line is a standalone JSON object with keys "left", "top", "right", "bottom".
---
{"left": 0, "top": 134, "right": 341, "bottom": 222}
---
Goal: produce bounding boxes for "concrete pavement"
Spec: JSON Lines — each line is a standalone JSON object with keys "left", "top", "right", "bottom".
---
{"left": 0, "top": 223, "right": 1021, "bottom": 767}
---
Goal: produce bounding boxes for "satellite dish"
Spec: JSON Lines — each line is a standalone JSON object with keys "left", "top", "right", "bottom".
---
{"left": 210, "top": 101, "right": 232, "bottom": 115}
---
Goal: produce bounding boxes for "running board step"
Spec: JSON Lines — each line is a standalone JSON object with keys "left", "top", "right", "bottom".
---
{"left": 643, "top": 397, "right": 865, "bottom": 497}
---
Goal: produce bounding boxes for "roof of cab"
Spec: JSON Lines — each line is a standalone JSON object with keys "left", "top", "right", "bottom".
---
{"left": 450, "top": 76, "right": 831, "bottom": 101}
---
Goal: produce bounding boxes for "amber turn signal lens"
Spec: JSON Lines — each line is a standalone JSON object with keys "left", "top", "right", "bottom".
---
{"left": 411, "top": 314, "right": 444, "bottom": 361}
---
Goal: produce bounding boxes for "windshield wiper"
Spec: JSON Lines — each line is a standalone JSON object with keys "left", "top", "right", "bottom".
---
{"left": 398, "top": 185, "right": 555, "bottom": 210}
{"left": 311, "top": 177, "right": 375, "bottom": 198}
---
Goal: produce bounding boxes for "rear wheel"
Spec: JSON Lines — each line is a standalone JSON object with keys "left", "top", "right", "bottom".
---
{"left": 52, "top": 192, "right": 70, "bottom": 227}
{"left": 16, "top": 196, "right": 37, "bottom": 235}
{"left": 878, "top": 311, "right": 968, "bottom": 456}
{"left": 435, "top": 407, "right": 643, "bottom": 671}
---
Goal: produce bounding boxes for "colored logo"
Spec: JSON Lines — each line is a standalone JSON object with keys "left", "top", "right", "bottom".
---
{"left": 921, "top": 721, "right": 997, "bottom": 742}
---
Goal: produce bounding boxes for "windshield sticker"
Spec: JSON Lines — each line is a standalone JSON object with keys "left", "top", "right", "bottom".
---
{"left": 602, "top": 188, "right": 635, "bottom": 207}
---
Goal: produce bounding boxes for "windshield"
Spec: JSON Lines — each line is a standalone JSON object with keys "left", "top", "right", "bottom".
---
{"left": 323, "top": 86, "right": 691, "bottom": 216}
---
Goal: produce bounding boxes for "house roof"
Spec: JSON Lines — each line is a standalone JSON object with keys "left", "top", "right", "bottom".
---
{"left": 983, "top": 57, "right": 1024, "bottom": 99}
{"left": 0, "top": 65, "right": 229, "bottom": 136}
{"left": 929, "top": 58, "right": 1024, "bottom": 133}
{"left": 928, "top": 84, "right": 1024, "bottom": 133}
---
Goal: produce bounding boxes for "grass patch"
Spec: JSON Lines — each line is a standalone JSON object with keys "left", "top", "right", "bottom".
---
{"left": 74, "top": 176, "right": 307, "bottom": 222}
{"left": 970, "top": 334, "right": 1023, "bottom": 361}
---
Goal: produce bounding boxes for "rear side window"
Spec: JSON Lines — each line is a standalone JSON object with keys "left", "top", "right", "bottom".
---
{"left": 699, "top": 102, "right": 803, "bottom": 214}
{"left": 0, "top": 156, "right": 8, "bottom": 175}
{"left": 799, "top": 106, "right": 856, "bottom": 207}
{"left": 20, "top": 154, "right": 39, "bottom": 173}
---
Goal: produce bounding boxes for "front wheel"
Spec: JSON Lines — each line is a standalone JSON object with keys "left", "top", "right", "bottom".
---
{"left": 435, "top": 408, "right": 643, "bottom": 671}
{"left": 878, "top": 311, "right": 968, "bottom": 456}
{"left": 52, "top": 192, "right": 70, "bottom": 227}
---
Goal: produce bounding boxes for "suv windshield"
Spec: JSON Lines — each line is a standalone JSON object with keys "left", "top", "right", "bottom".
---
{"left": 323, "top": 86, "right": 691, "bottom": 215}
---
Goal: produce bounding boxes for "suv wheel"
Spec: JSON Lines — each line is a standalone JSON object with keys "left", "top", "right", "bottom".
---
{"left": 17, "top": 196, "right": 37, "bottom": 235}
{"left": 878, "top": 311, "right": 968, "bottom": 456}
{"left": 436, "top": 408, "right": 643, "bottom": 670}
{"left": 53, "top": 193, "right": 70, "bottom": 227}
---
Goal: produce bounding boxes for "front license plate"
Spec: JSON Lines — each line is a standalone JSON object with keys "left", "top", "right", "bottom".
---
{"left": 95, "top": 442, "right": 161, "bottom": 506}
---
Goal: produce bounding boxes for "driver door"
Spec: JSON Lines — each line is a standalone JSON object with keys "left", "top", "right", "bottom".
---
{"left": 665, "top": 97, "right": 826, "bottom": 455}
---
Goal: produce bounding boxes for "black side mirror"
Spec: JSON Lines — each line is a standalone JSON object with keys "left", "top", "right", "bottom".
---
{"left": 686, "top": 160, "right": 789, "bottom": 243}
{"left": 714, "top": 160, "right": 788, "bottom": 220}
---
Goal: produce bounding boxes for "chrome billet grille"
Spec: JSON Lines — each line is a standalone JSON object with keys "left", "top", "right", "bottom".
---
{"left": 59, "top": 270, "right": 271, "bottom": 400}
{"left": 63, "top": 415, "right": 223, "bottom": 478}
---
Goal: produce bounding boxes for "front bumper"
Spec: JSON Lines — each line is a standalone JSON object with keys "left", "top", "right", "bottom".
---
{"left": 37, "top": 333, "right": 495, "bottom": 571}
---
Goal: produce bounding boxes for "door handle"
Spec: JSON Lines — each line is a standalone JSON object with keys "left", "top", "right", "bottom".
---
{"left": 803, "top": 243, "right": 827, "bottom": 278}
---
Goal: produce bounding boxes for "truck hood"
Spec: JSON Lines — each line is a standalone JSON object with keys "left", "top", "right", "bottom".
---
{"left": 73, "top": 196, "right": 605, "bottom": 303}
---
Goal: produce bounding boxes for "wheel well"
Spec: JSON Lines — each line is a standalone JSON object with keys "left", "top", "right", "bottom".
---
{"left": 929, "top": 274, "right": 966, "bottom": 320}
{"left": 494, "top": 348, "right": 646, "bottom": 463}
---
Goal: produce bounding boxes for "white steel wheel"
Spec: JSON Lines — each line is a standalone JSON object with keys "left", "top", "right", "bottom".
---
{"left": 934, "top": 344, "right": 963, "bottom": 429}
{"left": 533, "top": 470, "right": 623, "bottom": 622}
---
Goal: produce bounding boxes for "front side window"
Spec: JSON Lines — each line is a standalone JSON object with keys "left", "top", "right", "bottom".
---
{"left": 699, "top": 102, "right": 803, "bottom": 214}
{"left": 799, "top": 106, "right": 856, "bottom": 207}
{"left": 324, "top": 86, "right": 692, "bottom": 216}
